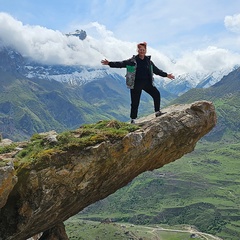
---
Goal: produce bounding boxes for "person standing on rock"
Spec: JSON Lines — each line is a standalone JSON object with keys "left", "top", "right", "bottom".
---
{"left": 101, "top": 42, "right": 175, "bottom": 124}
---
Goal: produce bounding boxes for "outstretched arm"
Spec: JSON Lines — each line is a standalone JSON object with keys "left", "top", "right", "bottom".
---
{"left": 101, "top": 58, "right": 131, "bottom": 68}
{"left": 152, "top": 62, "right": 175, "bottom": 80}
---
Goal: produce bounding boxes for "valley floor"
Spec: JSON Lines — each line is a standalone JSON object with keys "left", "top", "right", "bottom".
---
{"left": 65, "top": 219, "right": 222, "bottom": 240}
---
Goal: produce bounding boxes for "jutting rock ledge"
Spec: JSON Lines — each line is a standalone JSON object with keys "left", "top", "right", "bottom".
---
{"left": 0, "top": 101, "right": 217, "bottom": 240}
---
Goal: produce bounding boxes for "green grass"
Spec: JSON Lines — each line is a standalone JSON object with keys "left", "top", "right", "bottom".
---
{"left": 13, "top": 120, "right": 139, "bottom": 171}
{"left": 0, "top": 143, "right": 17, "bottom": 154}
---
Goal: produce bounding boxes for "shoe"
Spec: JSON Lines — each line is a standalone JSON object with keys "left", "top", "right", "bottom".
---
{"left": 155, "top": 111, "right": 165, "bottom": 117}
{"left": 130, "top": 119, "right": 136, "bottom": 124}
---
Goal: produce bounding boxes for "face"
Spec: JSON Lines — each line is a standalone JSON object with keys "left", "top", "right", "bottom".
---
{"left": 138, "top": 45, "right": 146, "bottom": 57}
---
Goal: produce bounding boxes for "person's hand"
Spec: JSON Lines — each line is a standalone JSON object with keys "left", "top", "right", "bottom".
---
{"left": 167, "top": 73, "right": 175, "bottom": 80}
{"left": 101, "top": 59, "right": 109, "bottom": 65}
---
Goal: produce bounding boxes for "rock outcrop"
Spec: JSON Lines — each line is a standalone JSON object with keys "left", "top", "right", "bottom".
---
{"left": 0, "top": 101, "right": 217, "bottom": 240}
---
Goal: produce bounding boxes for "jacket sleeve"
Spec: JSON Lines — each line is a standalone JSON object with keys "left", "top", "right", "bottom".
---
{"left": 151, "top": 61, "right": 168, "bottom": 77}
{"left": 108, "top": 59, "right": 132, "bottom": 68}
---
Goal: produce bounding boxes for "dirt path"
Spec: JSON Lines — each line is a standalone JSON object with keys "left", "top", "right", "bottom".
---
{"left": 129, "top": 224, "right": 223, "bottom": 240}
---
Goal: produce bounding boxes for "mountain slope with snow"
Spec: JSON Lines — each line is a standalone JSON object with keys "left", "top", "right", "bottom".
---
{"left": 155, "top": 65, "right": 239, "bottom": 96}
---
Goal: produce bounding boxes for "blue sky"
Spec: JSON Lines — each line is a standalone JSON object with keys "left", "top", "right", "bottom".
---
{"left": 1, "top": 0, "right": 240, "bottom": 74}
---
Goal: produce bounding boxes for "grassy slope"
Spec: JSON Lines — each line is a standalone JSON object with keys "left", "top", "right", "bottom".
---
{"left": 0, "top": 75, "right": 130, "bottom": 141}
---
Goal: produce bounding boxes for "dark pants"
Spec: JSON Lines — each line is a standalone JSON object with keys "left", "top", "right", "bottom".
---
{"left": 130, "top": 84, "right": 160, "bottom": 119}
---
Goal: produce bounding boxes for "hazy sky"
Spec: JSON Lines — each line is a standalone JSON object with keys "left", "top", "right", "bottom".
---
{"left": 1, "top": 0, "right": 240, "bottom": 74}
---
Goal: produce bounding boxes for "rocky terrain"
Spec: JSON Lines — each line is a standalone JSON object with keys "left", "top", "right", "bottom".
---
{"left": 0, "top": 101, "right": 216, "bottom": 240}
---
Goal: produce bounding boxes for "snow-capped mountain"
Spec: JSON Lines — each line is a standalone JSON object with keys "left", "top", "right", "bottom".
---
{"left": 23, "top": 63, "right": 121, "bottom": 86}
{"left": 0, "top": 44, "right": 123, "bottom": 87}
{"left": 21, "top": 59, "right": 238, "bottom": 96}
{"left": 66, "top": 29, "right": 87, "bottom": 40}
{"left": 196, "top": 66, "right": 239, "bottom": 88}
{"left": 155, "top": 66, "right": 239, "bottom": 96}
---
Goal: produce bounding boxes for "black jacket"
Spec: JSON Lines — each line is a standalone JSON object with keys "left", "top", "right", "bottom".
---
{"left": 108, "top": 55, "right": 167, "bottom": 89}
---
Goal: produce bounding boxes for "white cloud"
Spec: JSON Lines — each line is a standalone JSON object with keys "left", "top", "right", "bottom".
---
{"left": 0, "top": 12, "right": 240, "bottom": 76}
{"left": 0, "top": 13, "right": 105, "bottom": 66}
{"left": 174, "top": 46, "right": 240, "bottom": 75}
{"left": 224, "top": 13, "right": 240, "bottom": 34}
{"left": 0, "top": 13, "right": 156, "bottom": 67}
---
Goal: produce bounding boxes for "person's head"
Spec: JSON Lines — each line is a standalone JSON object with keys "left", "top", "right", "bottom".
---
{"left": 137, "top": 42, "right": 147, "bottom": 58}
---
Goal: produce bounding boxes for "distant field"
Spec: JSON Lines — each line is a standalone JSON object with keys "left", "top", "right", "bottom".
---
{"left": 65, "top": 218, "right": 219, "bottom": 240}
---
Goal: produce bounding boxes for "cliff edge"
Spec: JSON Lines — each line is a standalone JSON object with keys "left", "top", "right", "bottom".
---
{"left": 0, "top": 101, "right": 217, "bottom": 240}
